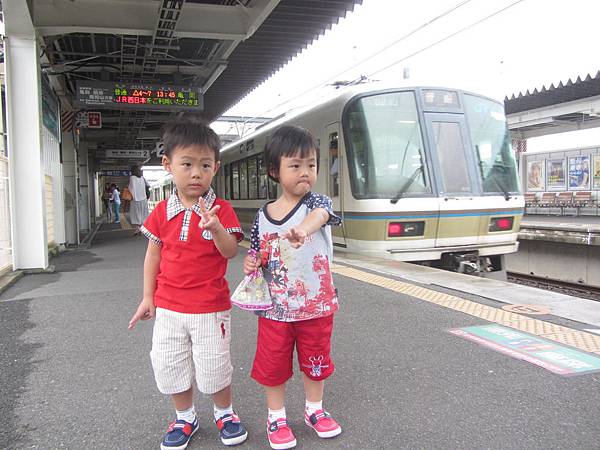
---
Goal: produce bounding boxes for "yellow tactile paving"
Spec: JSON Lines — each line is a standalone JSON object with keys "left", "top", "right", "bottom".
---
{"left": 330, "top": 263, "right": 600, "bottom": 355}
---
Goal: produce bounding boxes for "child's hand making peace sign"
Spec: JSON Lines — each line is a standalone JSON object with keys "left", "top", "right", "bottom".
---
{"left": 198, "top": 197, "right": 222, "bottom": 231}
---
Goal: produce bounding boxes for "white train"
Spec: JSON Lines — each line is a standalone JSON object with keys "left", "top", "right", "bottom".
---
{"left": 152, "top": 83, "right": 524, "bottom": 272}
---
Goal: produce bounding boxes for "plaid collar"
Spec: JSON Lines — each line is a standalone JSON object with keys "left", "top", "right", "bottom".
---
{"left": 166, "top": 187, "right": 216, "bottom": 221}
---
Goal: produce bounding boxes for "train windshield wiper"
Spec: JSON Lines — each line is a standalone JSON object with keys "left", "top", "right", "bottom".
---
{"left": 390, "top": 166, "right": 422, "bottom": 204}
{"left": 491, "top": 167, "right": 511, "bottom": 201}
{"left": 497, "top": 181, "right": 510, "bottom": 201}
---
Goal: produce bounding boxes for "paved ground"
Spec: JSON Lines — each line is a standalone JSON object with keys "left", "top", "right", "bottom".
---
{"left": 2, "top": 223, "right": 600, "bottom": 449}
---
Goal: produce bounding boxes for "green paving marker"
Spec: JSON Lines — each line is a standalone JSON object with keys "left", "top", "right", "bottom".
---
{"left": 449, "top": 324, "right": 600, "bottom": 377}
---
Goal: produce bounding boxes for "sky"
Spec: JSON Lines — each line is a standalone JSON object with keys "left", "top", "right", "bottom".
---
{"left": 213, "top": 0, "right": 600, "bottom": 152}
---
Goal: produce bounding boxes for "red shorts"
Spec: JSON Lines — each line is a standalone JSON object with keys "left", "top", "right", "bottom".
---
{"left": 251, "top": 315, "right": 335, "bottom": 386}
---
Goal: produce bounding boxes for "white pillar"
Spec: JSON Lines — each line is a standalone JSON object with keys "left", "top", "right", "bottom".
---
{"left": 62, "top": 125, "right": 79, "bottom": 244}
{"left": 93, "top": 173, "right": 100, "bottom": 219}
{"left": 4, "top": 35, "right": 49, "bottom": 270}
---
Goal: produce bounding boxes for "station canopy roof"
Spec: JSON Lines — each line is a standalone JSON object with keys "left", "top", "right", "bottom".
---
{"left": 505, "top": 71, "right": 600, "bottom": 139}
{"left": 4, "top": 0, "right": 363, "bottom": 166}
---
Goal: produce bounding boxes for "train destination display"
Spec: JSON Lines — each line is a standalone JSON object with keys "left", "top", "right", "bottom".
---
{"left": 75, "top": 82, "right": 203, "bottom": 111}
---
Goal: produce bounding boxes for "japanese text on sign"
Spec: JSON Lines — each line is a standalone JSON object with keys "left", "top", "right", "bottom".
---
{"left": 76, "top": 82, "right": 203, "bottom": 111}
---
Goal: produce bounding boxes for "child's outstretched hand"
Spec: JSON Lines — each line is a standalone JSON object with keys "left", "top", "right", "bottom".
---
{"left": 128, "top": 298, "right": 156, "bottom": 330}
{"left": 283, "top": 227, "right": 308, "bottom": 248}
{"left": 243, "top": 253, "right": 260, "bottom": 275}
{"left": 198, "top": 197, "right": 222, "bottom": 231}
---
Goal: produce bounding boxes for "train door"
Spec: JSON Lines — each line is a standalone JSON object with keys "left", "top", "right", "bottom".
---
{"left": 324, "top": 122, "right": 346, "bottom": 247}
{"left": 424, "top": 113, "right": 480, "bottom": 248}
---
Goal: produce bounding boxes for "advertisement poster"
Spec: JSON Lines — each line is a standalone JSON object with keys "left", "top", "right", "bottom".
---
{"left": 594, "top": 156, "right": 600, "bottom": 190}
{"left": 449, "top": 325, "right": 600, "bottom": 377}
{"left": 546, "top": 159, "right": 566, "bottom": 190}
{"left": 526, "top": 160, "right": 544, "bottom": 191}
{"left": 568, "top": 156, "right": 591, "bottom": 190}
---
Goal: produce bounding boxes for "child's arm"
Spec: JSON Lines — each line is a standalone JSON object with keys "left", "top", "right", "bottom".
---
{"left": 198, "top": 198, "right": 238, "bottom": 259}
{"left": 128, "top": 240, "right": 161, "bottom": 329}
{"left": 283, "top": 208, "right": 329, "bottom": 248}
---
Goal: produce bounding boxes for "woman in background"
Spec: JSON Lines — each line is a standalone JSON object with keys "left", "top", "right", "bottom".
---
{"left": 128, "top": 165, "right": 150, "bottom": 235}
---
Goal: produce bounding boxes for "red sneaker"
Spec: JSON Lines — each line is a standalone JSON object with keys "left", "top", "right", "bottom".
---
{"left": 304, "top": 409, "right": 342, "bottom": 438}
{"left": 267, "top": 418, "right": 297, "bottom": 449}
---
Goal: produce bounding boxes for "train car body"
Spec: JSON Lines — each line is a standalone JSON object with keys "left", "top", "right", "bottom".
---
{"left": 153, "top": 82, "right": 524, "bottom": 272}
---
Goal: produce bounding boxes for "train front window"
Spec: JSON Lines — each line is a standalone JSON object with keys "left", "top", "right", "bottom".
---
{"left": 344, "top": 91, "right": 430, "bottom": 199}
{"left": 463, "top": 94, "right": 520, "bottom": 194}
{"left": 432, "top": 121, "right": 472, "bottom": 193}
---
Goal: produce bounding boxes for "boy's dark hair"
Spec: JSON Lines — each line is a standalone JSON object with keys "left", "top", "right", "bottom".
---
{"left": 162, "top": 113, "right": 221, "bottom": 161}
{"left": 265, "top": 125, "right": 320, "bottom": 182}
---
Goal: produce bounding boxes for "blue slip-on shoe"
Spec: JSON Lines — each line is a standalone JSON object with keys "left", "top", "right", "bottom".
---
{"left": 160, "top": 417, "right": 199, "bottom": 450}
{"left": 215, "top": 412, "right": 248, "bottom": 446}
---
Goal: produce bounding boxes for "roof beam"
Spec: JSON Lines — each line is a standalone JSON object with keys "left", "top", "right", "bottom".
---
{"left": 33, "top": 0, "right": 277, "bottom": 40}
{"left": 3, "top": 0, "right": 35, "bottom": 37}
{"left": 507, "top": 94, "right": 600, "bottom": 127}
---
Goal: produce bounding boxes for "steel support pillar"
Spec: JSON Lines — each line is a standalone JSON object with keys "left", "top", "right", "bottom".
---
{"left": 61, "top": 124, "right": 80, "bottom": 245}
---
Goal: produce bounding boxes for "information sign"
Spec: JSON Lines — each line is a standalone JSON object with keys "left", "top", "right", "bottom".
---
{"left": 105, "top": 149, "right": 150, "bottom": 159}
{"left": 449, "top": 324, "right": 600, "bottom": 377}
{"left": 42, "top": 76, "right": 60, "bottom": 139}
{"left": 75, "top": 111, "right": 102, "bottom": 129}
{"left": 76, "top": 81, "right": 203, "bottom": 111}
{"left": 97, "top": 170, "right": 132, "bottom": 177}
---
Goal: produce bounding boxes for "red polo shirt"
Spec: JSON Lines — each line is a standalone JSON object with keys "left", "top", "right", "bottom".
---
{"left": 141, "top": 190, "right": 243, "bottom": 314}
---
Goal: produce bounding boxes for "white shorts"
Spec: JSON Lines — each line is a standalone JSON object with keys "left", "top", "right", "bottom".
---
{"left": 150, "top": 308, "right": 233, "bottom": 395}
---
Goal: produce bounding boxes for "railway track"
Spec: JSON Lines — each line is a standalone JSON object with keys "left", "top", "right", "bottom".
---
{"left": 507, "top": 272, "right": 600, "bottom": 302}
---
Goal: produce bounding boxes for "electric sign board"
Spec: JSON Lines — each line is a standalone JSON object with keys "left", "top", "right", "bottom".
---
{"left": 75, "top": 81, "right": 203, "bottom": 111}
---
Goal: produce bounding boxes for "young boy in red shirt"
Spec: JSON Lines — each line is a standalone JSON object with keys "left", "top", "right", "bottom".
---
{"left": 129, "top": 115, "right": 248, "bottom": 450}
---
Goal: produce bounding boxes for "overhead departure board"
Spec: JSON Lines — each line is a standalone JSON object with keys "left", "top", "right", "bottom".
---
{"left": 75, "top": 81, "right": 203, "bottom": 111}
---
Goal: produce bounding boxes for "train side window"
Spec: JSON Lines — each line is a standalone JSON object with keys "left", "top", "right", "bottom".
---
{"left": 240, "top": 159, "right": 248, "bottom": 199}
{"left": 232, "top": 162, "right": 239, "bottom": 200}
{"left": 224, "top": 164, "right": 231, "bottom": 200}
{"left": 268, "top": 179, "right": 278, "bottom": 199}
{"left": 248, "top": 156, "right": 258, "bottom": 199}
{"left": 329, "top": 132, "right": 339, "bottom": 197}
{"left": 258, "top": 155, "right": 268, "bottom": 199}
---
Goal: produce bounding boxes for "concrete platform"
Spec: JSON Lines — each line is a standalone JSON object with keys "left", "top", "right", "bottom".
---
{"left": 335, "top": 251, "right": 600, "bottom": 328}
{"left": 2, "top": 227, "right": 600, "bottom": 449}
{"left": 519, "top": 215, "right": 600, "bottom": 245}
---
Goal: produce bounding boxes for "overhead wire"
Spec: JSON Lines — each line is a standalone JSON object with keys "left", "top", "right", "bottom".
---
{"left": 231, "top": 0, "right": 475, "bottom": 131}
{"left": 232, "top": 0, "right": 527, "bottom": 135}
{"left": 368, "top": 0, "right": 526, "bottom": 78}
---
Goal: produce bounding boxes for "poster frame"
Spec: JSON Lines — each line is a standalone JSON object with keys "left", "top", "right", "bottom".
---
{"left": 546, "top": 158, "right": 566, "bottom": 191}
{"left": 567, "top": 155, "right": 591, "bottom": 191}
{"left": 526, "top": 160, "right": 545, "bottom": 191}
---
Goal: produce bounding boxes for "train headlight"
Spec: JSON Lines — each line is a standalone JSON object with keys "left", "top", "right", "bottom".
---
{"left": 489, "top": 217, "right": 514, "bottom": 232}
{"left": 388, "top": 221, "right": 425, "bottom": 237}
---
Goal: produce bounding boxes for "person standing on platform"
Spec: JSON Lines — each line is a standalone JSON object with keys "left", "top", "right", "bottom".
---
{"left": 243, "top": 125, "right": 343, "bottom": 450}
{"left": 128, "top": 165, "right": 150, "bottom": 235}
{"left": 103, "top": 182, "right": 113, "bottom": 221}
{"left": 127, "top": 115, "right": 248, "bottom": 450}
{"left": 109, "top": 184, "right": 121, "bottom": 223}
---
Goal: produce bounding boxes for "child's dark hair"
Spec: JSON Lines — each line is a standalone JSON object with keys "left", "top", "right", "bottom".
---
{"left": 162, "top": 113, "right": 221, "bottom": 161}
{"left": 265, "top": 125, "right": 320, "bottom": 182}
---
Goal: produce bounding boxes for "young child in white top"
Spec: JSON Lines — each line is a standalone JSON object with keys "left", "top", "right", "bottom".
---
{"left": 244, "top": 125, "right": 343, "bottom": 449}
